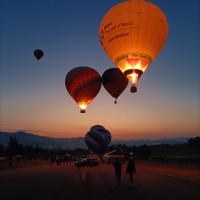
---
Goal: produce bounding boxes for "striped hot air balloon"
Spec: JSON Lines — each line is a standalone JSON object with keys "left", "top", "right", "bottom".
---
{"left": 85, "top": 125, "right": 111, "bottom": 155}
{"left": 65, "top": 66, "right": 102, "bottom": 113}
{"left": 90, "top": 125, "right": 106, "bottom": 131}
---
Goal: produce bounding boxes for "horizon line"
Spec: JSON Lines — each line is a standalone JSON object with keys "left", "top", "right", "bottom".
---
{"left": 0, "top": 130, "right": 195, "bottom": 141}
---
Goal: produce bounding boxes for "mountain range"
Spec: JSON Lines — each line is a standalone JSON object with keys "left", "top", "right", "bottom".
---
{"left": 0, "top": 131, "right": 190, "bottom": 150}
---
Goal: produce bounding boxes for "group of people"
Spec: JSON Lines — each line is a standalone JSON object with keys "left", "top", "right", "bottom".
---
{"left": 113, "top": 155, "right": 136, "bottom": 187}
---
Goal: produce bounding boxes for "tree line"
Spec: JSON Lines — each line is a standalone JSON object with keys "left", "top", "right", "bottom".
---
{"left": 0, "top": 136, "right": 199, "bottom": 163}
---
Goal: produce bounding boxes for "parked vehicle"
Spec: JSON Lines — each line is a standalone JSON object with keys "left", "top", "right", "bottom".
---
{"left": 75, "top": 157, "right": 100, "bottom": 167}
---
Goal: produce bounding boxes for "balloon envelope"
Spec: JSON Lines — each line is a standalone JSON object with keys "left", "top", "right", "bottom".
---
{"left": 85, "top": 126, "right": 111, "bottom": 155}
{"left": 99, "top": 0, "right": 168, "bottom": 91}
{"left": 102, "top": 68, "right": 128, "bottom": 103}
{"left": 65, "top": 66, "right": 102, "bottom": 113}
{"left": 90, "top": 125, "right": 106, "bottom": 131}
{"left": 34, "top": 49, "right": 44, "bottom": 60}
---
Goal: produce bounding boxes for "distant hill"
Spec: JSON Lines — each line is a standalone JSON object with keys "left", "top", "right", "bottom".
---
{"left": 0, "top": 131, "right": 190, "bottom": 150}
{"left": 0, "top": 131, "right": 86, "bottom": 149}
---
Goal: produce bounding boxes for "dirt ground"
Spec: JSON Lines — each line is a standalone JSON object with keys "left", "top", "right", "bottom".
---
{"left": 0, "top": 159, "right": 199, "bottom": 182}
{"left": 137, "top": 161, "right": 200, "bottom": 183}
{"left": 0, "top": 159, "right": 199, "bottom": 200}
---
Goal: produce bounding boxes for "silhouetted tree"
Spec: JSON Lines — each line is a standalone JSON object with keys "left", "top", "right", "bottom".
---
{"left": 136, "top": 144, "right": 152, "bottom": 159}
{"left": 7, "top": 136, "right": 21, "bottom": 157}
{"left": 188, "top": 137, "right": 200, "bottom": 148}
{"left": 0, "top": 144, "right": 5, "bottom": 156}
{"left": 74, "top": 148, "right": 89, "bottom": 155}
{"left": 126, "top": 145, "right": 137, "bottom": 156}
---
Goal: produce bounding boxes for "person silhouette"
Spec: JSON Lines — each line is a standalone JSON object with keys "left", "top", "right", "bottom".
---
{"left": 126, "top": 156, "right": 136, "bottom": 186}
{"left": 113, "top": 158, "right": 122, "bottom": 187}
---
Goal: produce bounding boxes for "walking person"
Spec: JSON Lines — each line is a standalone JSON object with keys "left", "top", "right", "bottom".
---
{"left": 126, "top": 156, "right": 136, "bottom": 186}
{"left": 113, "top": 158, "right": 122, "bottom": 187}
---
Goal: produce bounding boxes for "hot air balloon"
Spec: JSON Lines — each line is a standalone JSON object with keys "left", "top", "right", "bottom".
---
{"left": 65, "top": 66, "right": 102, "bottom": 113}
{"left": 102, "top": 68, "right": 128, "bottom": 103}
{"left": 99, "top": 0, "right": 168, "bottom": 92}
{"left": 90, "top": 125, "right": 105, "bottom": 131}
{"left": 34, "top": 49, "right": 44, "bottom": 60}
{"left": 85, "top": 125, "right": 111, "bottom": 155}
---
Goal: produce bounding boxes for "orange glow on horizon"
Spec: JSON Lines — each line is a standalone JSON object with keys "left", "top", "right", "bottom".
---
{"left": 1, "top": 125, "right": 199, "bottom": 141}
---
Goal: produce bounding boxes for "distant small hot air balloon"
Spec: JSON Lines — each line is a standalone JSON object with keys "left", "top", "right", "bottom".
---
{"left": 34, "top": 49, "right": 44, "bottom": 60}
{"left": 99, "top": 0, "right": 168, "bottom": 92}
{"left": 102, "top": 68, "right": 128, "bottom": 103}
{"left": 65, "top": 66, "right": 102, "bottom": 113}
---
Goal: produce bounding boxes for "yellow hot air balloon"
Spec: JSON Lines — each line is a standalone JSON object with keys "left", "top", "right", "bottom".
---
{"left": 99, "top": 0, "right": 168, "bottom": 92}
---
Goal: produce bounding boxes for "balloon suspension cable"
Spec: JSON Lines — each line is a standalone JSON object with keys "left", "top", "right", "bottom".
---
{"left": 80, "top": 109, "right": 86, "bottom": 113}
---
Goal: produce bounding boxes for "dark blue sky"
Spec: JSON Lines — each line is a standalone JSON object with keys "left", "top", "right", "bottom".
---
{"left": 0, "top": 0, "right": 199, "bottom": 139}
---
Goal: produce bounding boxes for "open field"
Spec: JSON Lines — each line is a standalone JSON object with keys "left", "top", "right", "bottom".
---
{"left": 0, "top": 160, "right": 200, "bottom": 200}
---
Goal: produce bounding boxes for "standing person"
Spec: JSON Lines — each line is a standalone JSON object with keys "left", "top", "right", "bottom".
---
{"left": 113, "top": 158, "right": 122, "bottom": 187}
{"left": 126, "top": 156, "right": 136, "bottom": 186}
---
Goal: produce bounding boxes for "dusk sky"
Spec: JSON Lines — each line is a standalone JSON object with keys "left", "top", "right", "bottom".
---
{"left": 0, "top": 0, "right": 199, "bottom": 140}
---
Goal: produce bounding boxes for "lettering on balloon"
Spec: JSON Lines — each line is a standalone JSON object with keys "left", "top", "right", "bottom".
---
{"left": 105, "top": 25, "right": 116, "bottom": 34}
{"left": 115, "top": 53, "right": 152, "bottom": 64}
{"left": 101, "top": 13, "right": 139, "bottom": 44}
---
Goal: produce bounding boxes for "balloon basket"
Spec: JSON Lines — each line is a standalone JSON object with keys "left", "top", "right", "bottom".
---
{"left": 80, "top": 109, "right": 86, "bottom": 113}
{"left": 130, "top": 86, "right": 137, "bottom": 93}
